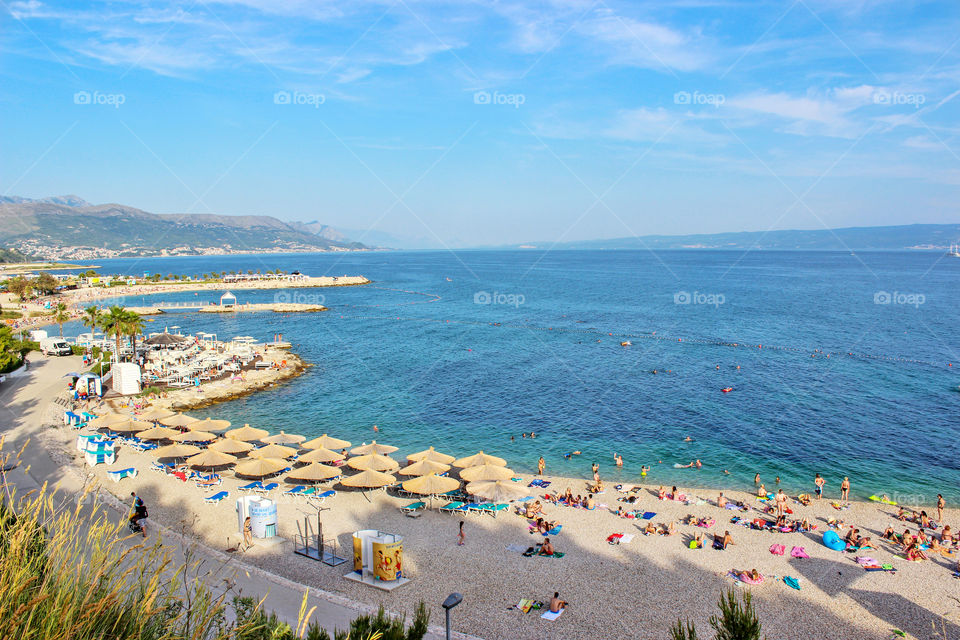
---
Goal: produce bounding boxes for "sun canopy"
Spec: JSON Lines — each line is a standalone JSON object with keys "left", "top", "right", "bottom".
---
{"left": 401, "top": 473, "right": 459, "bottom": 495}
{"left": 191, "top": 417, "right": 231, "bottom": 432}
{"left": 459, "top": 464, "right": 516, "bottom": 482}
{"left": 347, "top": 453, "right": 400, "bottom": 472}
{"left": 186, "top": 449, "right": 237, "bottom": 468}
{"left": 406, "top": 446, "right": 455, "bottom": 464}
{"left": 249, "top": 443, "right": 298, "bottom": 459}
{"left": 154, "top": 443, "right": 202, "bottom": 459}
{"left": 453, "top": 451, "right": 507, "bottom": 468}
{"left": 225, "top": 424, "right": 270, "bottom": 441}
{"left": 108, "top": 419, "right": 155, "bottom": 434}
{"left": 159, "top": 413, "right": 199, "bottom": 429}
{"left": 301, "top": 434, "right": 351, "bottom": 450}
{"left": 465, "top": 479, "right": 529, "bottom": 502}
{"left": 172, "top": 430, "right": 217, "bottom": 443}
{"left": 340, "top": 469, "right": 396, "bottom": 488}
{"left": 136, "top": 426, "right": 181, "bottom": 440}
{"left": 144, "top": 333, "right": 189, "bottom": 346}
{"left": 350, "top": 440, "right": 398, "bottom": 456}
{"left": 234, "top": 457, "right": 288, "bottom": 478}
{"left": 261, "top": 431, "right": 306, "bottom": 445}
{"left": 399, "top": 459, "right": 451, "bottom": 477}
{"left": 208, "top": 439, "right": 255, "bottom": 454}
{"left": 139, "top": 407, "right": 175, "bottom": 421}
{"left": 297, "top": 447, "right": 345, "bottom": 464}
{"left": 286, "top": 462, "right": 341, "bottom": 483}
{"left": 87, "top": 413, "right": 130, "bottom": 429}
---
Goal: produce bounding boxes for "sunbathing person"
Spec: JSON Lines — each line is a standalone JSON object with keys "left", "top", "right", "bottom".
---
{"left": 717, "top": 492, "right": 727, "bottom": 508}
{"left": 917, "top": 529, "right": 929, "bottom": 545}
{"left": 738, "top": 568, "right": 762, "bottom": 583}
{"left": 757, "top": 483, "right": 766, "bottom": 498}
{"left": 585, "top": 494, "right": 595, "bottom": 510}
{"left": 942, "top": 525, "right": 954, "bottom": 546}
{"left": 905, "top": 541, "right": 927, "bottom": 561}
{"left": 920, "top": 511, "right": 932, "bottom": 529}
{"left": 796, "top": 493, "right": 811, "bottom": 506}
{"left": 539, "top": 538, "right": 555, "bottom": 556}
{"left": 690, "top": 532, "right": 703, "bottom": 549}
{"left": 644, "top": 522, "right": 657, "bottom": 536}
{"left": 844, "top": 527, "right": 861, "bottom": 546}
{"left": 857, "top": 536, "right": 875, "bottom": 550}
{"left": 882, "top": 526, "right": 897, "bottom": 541}
{"left": 714, "top": 531, "right": 734, "bottom": 550}
{"left": 549, "top": 592, "right": 567, "bottom": 613}
{"left": 658, "top": 486, "right": 666, "bottom": 500}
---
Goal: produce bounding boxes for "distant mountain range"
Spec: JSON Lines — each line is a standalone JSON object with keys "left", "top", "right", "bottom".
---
{"left": 0, "top": 196, "right": 368, "bottom": 259}
{"left": 507, "top": 224, "right": 960, "bottom": 251}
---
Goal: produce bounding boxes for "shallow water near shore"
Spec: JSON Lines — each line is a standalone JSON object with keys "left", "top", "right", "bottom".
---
{"left": 59, "top": 249, "right": 960, "bottom": 504}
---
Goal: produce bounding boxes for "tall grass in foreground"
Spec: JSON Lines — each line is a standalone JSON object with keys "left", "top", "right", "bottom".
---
{"left": 0, "top": 443, "right": 425, "bottom": 640}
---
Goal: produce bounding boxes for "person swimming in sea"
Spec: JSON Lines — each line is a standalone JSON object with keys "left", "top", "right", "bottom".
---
{"left": 684, "top": 436, "right": 693, "bottom": 442}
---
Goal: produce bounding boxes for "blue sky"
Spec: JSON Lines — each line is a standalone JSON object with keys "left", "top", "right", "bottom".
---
{"left": 2, "top": 0, "right": 959, "bottom": 246}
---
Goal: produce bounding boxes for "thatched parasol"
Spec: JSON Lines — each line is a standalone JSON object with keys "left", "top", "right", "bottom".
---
{"left": 261, "top": 431, "right": 306, "bottom": 445}
{"left": 453, "top": 451, "right": 507, "bottom": 468}
{"left": 225, "top": 424, "right": 269, "bottom": 441}
{"left": 139, "top": 408, "right": 175, "bottom": 422}
{"left": 234, "top": 457, "right": 288, "bottom": 478}
{"left": 301, "top": 434, "right": 351, "bottom": 450}
{"left": 87, "top": 413, "right": 130, "bottom": 429}
{"left": 297, "top": 447, "right": 345, "bottom": 464}
{"left": 191, "top": 418, "right": 231, "bottom": 433}
{"left": 406, "top": 446, "right": 455, "bottom": 464}
{"left": 401, "top": 473, "right": 459, "bottom": 496}
{"left": 465, "top": 479, "right": 529, "bottom": 502}
{"left": 399, "top": 459, "right": 451, "bottom": 477}
{"left": 349, "top": 440, "right": 398, "bottom": 456}
{"left": 208, "top": 438, "right": 254, "bottom": 454}
{"left": 154, "top": 443, "right": 202, "bottom": 459}
{"left": 340, "top": 469, "right": 396, "bottom": 489}
{"left": 186, "top": 449, "right": 237, "bottom": 468}
{"left": 459, "top": 464, "right": 516, "bottom": 483}
{"left": 108, "top": 419, "right": 155, "bottom": 434}
{"left": 286, "top": 462, "right": 341, "bottom": 483}
{"left": 172, "top": 430, "right": 217, "bottom": 443}
{"left": 159, "top": 413, "right": 199, "bottom": 429}
{"left": 346, "top": 453, "right": 400, "bottom": 472}
{"left": 136, "top": 426, "right": 181, "bottom": 440}
{"left": 249, "top": 443, "right": 298, "bottom": 459}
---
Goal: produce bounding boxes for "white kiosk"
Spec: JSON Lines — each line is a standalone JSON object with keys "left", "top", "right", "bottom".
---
{"left": 344, "top": 529, "right": 409, "bottom": 591}
{"left": 236, "top": 495, "right": 281, "bottom": 544}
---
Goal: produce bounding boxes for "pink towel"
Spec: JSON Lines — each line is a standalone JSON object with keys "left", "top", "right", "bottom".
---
{"left": 791, "top": 546, "right": 809, "bottom": 558}
{"left": 769, "top": 544, "right": 785, "bottom": 555}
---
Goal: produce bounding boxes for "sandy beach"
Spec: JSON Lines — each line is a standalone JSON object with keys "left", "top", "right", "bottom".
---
{"left": 21, "top": 359, "right": 958, "bottom": 640}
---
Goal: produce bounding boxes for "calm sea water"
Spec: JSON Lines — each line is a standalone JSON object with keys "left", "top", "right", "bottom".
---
{"left": 58, "top": 250, "right": 960, "bottom": 504}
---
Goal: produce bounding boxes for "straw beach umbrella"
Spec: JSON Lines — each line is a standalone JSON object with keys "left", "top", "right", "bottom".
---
{"left": 460, "top": 464, "right": 516, "bottom": 483}
{"left": 209, "top": 439, "right": 255, "bottom": 454}
{"left": 261, "top": 431, "right": 306, "bottom": 445}
{"left": 192, "top": 417, "right": 231, "bottom": 433}
{"left": 453, "top": 451, "right": 507, "bottom": 468}
{"left": 286, "top": 462, "right": 341, "bottom": 483}
{"left": 186, "top": 449, "right": 237, "bottom": 469}
{"left": 139, "top": 407, "right": 175, "bottom": 422}
{"left": 154, "top": 443, "right": 202, "bottom": 460}
{"left": 108, "top": 419, "right": 155, "bottom": 434}
{"left": 234, "top": 457, "right": 288, "bottom": 478}
{"left": 341, "top": 469, "right": 396, "bottom": 489}
{"left": 137, "top": 426, "right": 181, "bottom": 440}
{"left": 402, "top": 473, "right": 459, "bottom": 496}
{"left": 172, "top": 430, "right": 217, "bottom": 443}
{"left": 347, "top": 453, "right": 400, "bottom": 472}
{"left": 301, "top": 434, "right": 351, "bottom": 450}
{"left": 298, "top": 447, "right": 345, "bottom": 464}
{"left": 406, "top": 446, "right": 455, "bottom": 464}
{"left": 249, "top": 443, "right": 297, "bottom": 459}
{"left": 466, "top": 479, "right": 529, "bottom": 502}
{"left": 350, "top": 440, "right": 398, "bottom": 456}
{"left": 87, "top": 413, "right": 130, "bottom": 429}
{"left": 399, "top": 459, "right": 450, "bottom": 477}
{"left": 225, "top": 424, "right": 270, "bottom": 441}
{"left": 160, "top": 413, "right": 199, "bottom": 429}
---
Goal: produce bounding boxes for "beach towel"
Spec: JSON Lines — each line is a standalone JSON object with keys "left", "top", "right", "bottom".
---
{"left": 790, "top": 546, "right": 809, "bottom": 558}
{"left": 619, "top": 534, "right": 634, "bottom": 544}
{"left": 769, "top": 544, "right": 785, "bottom": 556}
{"left": 640, "top": 511, "right": 656, "bottom": 520}
{"left": 783, "top": 576, "right": 800, "bottom": 590}
{"left": 541, "top": 609, "right": 563, "bottom": 621}
{"left": 607, "top": 533, "right": 624, "bottom": 544}
{"left": 545, "top": 525, "right": 562, "bottom": 536}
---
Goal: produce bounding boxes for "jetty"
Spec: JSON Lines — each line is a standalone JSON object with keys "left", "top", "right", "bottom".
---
{"left": 127, "top": 301, "right": 327, "bottom": 315}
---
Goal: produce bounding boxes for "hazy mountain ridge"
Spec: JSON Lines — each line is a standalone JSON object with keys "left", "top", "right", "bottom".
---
{"left": 0, "top": 197, "right": 367, "bottom": 259}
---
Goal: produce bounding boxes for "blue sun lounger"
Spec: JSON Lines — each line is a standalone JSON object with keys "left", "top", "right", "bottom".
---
{"left": 254, "top": 482, "right": 279, "bottom": 493}
{"left": 401, "top": 501, "right": 426, "bottom": 513}
{"left": 239, "top": 482, "right": 263, "bottom": 492}
{"left": 204, "top": 491, "right": 228, "bottom": 503}
{"left": 284, "top": 485, "right": 306, "bottom": 497}
{"left": 440, "top": 501, "right": 468, "bottom": 514}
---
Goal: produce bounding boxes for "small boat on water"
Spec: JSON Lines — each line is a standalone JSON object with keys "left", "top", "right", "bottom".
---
{"left": 721, "top": 387, "right": 733, "bottom": 393}
{"left": 949, "top": 244, "right": 960, "bottom": 257}
{"left": 620, "top": 341, "right": 632, "bottom": 347}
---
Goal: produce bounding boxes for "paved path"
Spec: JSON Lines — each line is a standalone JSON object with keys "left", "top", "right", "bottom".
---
{"left": 0, "top": 355, "right": 457, "bottom": 639}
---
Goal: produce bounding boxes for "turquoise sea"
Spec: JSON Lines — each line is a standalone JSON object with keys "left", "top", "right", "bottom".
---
{"left": 58, "top": 250, "right": 960, "bottom": 504}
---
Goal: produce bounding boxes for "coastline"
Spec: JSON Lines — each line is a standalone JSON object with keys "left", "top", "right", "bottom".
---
{"left": 34, "top": 362, "right": 958, "bottom": 639}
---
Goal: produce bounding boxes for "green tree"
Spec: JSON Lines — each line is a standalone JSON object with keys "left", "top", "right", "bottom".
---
{"left": 51, "top": 302, "right": 70, "bottom": 337}
{"left": 0, "top": 326, "right": 26, "bottom": 372}
{"left": 82, "top": 305, "right": 101, "bottom": 334}
{"left": 672, "top": 588, "right": 762, "bottom": 640}
{"left": 100, "top": 306, "right": 130, "bottom": 361}
{"left": 7, "top": 276, "right": 31, "bottom": 302}
{"left": 35, "top": 273, "right": 58, "bottom": 296}
{"left": 123, "top": 310, "right": 144, "bottom": 359}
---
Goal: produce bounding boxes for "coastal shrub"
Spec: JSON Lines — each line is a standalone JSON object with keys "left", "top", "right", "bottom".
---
{"left": 671, "top": 588, "right": 762, "bottom": 640}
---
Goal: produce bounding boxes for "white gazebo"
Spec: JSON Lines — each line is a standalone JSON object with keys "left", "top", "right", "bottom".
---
{"left": 219, "top": 291, "right": 237, "bottom": 308}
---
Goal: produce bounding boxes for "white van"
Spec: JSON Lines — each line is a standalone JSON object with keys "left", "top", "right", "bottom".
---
{"left": 40, "top": 337, "right": 72, "bottom": 356}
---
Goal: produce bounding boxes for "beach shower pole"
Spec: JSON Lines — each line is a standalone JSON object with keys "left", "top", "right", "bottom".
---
{"left": 441, "top": 593, "right": 462, "bottom": 640}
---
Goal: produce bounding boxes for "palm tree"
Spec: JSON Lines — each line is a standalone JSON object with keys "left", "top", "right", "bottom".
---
{"left": 123, "top": 310, "right": 145, "bottom": 360}
{"left": 100, "top": 306, "right": 129, "bottom": 362}
{"left": 51, "top": 302, "right": 70, "bottom": 337}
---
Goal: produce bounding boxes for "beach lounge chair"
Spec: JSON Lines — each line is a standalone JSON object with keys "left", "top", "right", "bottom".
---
{"left": 299, "top": 486, "right": 317, "bottom": 498}
{"left": 284, "top": 485, "right": 306, "bottom": 497}
{"left": 311, "top": 490, "right": 336, "bottom": 504}
{"left": 467, "top": 503, "right": 490, "bottom": 515}
{"left": 107, "top": 467, "right": 138, "bottom": 482}
{"left": 488, "top": 503, "right": 510, "bottom": 517}
{"left": 239, "top": 482, "right": 263, "bottom": 492}
{"left": 440, "top": 501, "right": 467, "bottom": 514}
{"left": 254, "top": 482, "right": 279, "bottom": 494}
{"left": 204, "top": 491, "right": 228, "bottom": 503}
{"left": 150, "top": 461, "right": 169, "bottom": 473}
{"left": 401, "top": 501, "right": 426, "bottom": 513}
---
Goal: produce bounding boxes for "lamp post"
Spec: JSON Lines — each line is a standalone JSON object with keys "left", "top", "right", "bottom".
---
{"left": 441, "top": 592, "right": 463, "bottom": 640}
